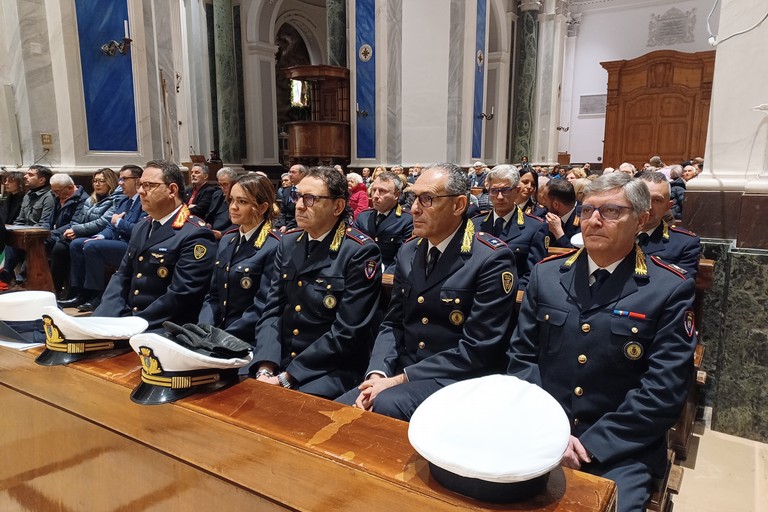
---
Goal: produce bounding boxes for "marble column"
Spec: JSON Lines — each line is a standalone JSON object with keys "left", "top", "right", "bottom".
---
{"left": 213, "top": 0, "right": 240, "bottom": 163}
{"left": 327, "top": 0, "right": 347, "bottom": 67}
{"left": 512, "top": 0, "right": 540, "bottom": 163}
{"left": 530, "top": 0, "right": 567, "bottom": 164}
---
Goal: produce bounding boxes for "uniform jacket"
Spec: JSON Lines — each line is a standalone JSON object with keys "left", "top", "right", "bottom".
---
{"left": 472, "top": 207, "right": 546, "bottom": 291}
{"left": 367, "top": 219, "right": 518, "bottom": 384}
{"left": 276, "top": 186, "right": 297, "bottom": 230}
{"left": 14, "top": 185, "right": 55, "bottom": 228}
{"left": 96, "top": 194, "right": 146, "bottom": 242}
{"left": 638, "top": 221, "right": 700, "bottom": 279}
{"left": 185, "top": 182, "right": 216, "bottom": 218}
{"left": 521, "top": 198, "right": 547, "bottom": 218}
{"left": 198, "top": 221, "right": 281, "bottom": 341}
{"left": 353, "top": 205, "right": 414, "bottom": 272}
{"left": 253, "top": 219, "right": 382, "bottom": 399}
{"left": 508, "top": 246, "right": 696, "bottom": 474}
{"left": 95, "top": 205, "right": 216, "bottom": 330}
{"left": 70, "top": 193, "right": 119, "bottom": 237}
{"left": 204, "top": 188, "right": 232, "bottom": 232}
{"left": 49, "top": 186, "right": 89, "bottom": 239}
{"left": 547, "top": 204, "right": 582, "bottom": 248}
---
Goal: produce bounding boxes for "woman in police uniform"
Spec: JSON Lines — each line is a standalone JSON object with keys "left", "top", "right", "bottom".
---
{"left": 516, "top": 168, "right": 547, "bottom": 218}
{"left": 198, "top": 174, "right": 281, "bottom": 341}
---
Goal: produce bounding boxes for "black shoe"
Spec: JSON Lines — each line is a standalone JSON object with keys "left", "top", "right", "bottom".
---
{"left": 58, "top": 295, "right": 86, "bottom": 308}
{"left": 77, "top": 297, "right": 101, "bottom": 312}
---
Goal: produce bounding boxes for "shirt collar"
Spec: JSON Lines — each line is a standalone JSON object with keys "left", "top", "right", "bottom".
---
{"left": 428, "top": 222, "right": 463, "bottom": 254}
{"left": 155, "top": 205, "right": 183, "bottom": 226}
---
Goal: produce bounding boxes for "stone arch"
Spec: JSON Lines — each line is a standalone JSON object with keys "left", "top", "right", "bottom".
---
{"left": 275, "top": 10, "right": 325, "bottom": 65}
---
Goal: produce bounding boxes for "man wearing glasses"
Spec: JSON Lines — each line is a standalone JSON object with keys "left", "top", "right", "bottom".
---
{"left": 94, "top": 160, "right": 215, "bottom": 331}
{"left": 338, "top": 163, "right": 517, "bottom": 420}
{"left": 251, "top": 166, "right": 382, "bottom": 400}
{"left": 472, "top": 164, "right": 546, "bottom": 292}
{"left": 507, "top": 173, "right": 696, "bottom": 512}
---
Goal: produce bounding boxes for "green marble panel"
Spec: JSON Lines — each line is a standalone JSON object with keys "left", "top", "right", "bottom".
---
{"left": 513, "top": 11, "right": 537, "bottom": 162}
{"left": 327, "top": 0, "right": 347, "bottom": 67}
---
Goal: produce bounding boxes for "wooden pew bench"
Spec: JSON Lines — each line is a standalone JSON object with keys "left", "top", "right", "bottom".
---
{"left": 0, "top": 345, "right": 617, "bottom": 511}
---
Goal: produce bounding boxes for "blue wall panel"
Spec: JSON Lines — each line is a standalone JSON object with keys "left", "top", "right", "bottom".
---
{"left": 75, "top": 0, "right": 137, "bottom": 152}
{"left": 471, "top": 0, "right": 487, "bottom": 160}
{"left": 355, "top": 0, "right": 376, "bottom": 159}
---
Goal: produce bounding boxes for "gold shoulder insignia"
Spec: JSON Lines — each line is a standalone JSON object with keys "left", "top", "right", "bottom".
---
{"left": 329, "top": 223, "right": 347, "bottom": 252}
{"left": 172, "top": 205, "right": 190, "bottom": 228}
{"left": 395, "top": 204, "right": 403, "bottom": 217}
{"left": 662, "top": 220, "right": 670, "bottom": 240}
{"left": 461, "top": 221, "right": 475, "bottom": 253}
{"left": 254, "top": 220, "right": 272, "bottom": 249}
{"left": 517, "top": 206, "right": 525, "bottom": 226}
{"left": 573, "top": 215, "right": 580, "bottom": 227}
{"left": 634, "top": 245, "right": 648, "bottom": 278}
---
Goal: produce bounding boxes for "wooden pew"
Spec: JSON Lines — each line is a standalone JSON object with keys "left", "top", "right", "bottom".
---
{"left": 0, "top": 346, "right": 617, "bottom": 511}
{"left": 3, "top": 225, "right": 54, "bottom": 292}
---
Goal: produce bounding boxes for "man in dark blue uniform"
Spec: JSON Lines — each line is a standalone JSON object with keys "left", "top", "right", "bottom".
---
{"left": 94, "top": 160, "right": 216, "bottom": 331}
{"left": 251, "top": 166, "right": 382, "bottom": 399}
{"left": 338, "top": 163, "right": 517, "bottom": 421}
{"left": 472, "top": 164, "right": 546, "bottom": 292}
{"left": 354, "top": 171, "right": 413, "bottom": 272}
{"left": 637, "top": 172, "right": 700, "bottom": 279}
{"left": 508, "top": 173, "right": 696, "bottom": 512}
{"left": 540, "top": 178, "right": 581, "bottom": 248}
{"left": 275, "top": 164, "right": 307, "bottom": 232}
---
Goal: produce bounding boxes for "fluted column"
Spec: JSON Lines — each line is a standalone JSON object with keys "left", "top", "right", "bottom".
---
{"left": 213, "top": 0, "right": 241, "bottom": 163}
{"left": 512, "top": 0, "right": 540, "bottom": 162}
{"left": 327, "top": 0, "right": 347, "bottom": 67}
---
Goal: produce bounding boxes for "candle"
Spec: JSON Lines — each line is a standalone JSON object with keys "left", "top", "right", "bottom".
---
{"left": 124, "top": 20, "right": 129, "bottom": 39}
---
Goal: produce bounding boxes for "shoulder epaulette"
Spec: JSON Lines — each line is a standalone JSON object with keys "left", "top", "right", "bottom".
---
{"left": 406, "top": 234, "right": 420, "bottom": 243}
{"left": 473, "top": 211, "right": 491, "bottom": 221}
{"left": 285, "top": 228, "right": 302, "bottom": 235}
{"left": 395, "top": 204, "right": 403, "bottom": 217}
{"left": 475, "top": 231, "right": 508, "bottom": 250}
{"left": 223, "top": 226, "right": 239, "bottom": 236}
{"left": 539, "top": 248, "right": 578, "bottom": 264}
{"left": 524, "top": 212, "right": 544, "bottom": 222}
{"left": 187, "top": 214, "right": 209, "bottom": 228}
{"left": 268, "top": 229, "right": 283, "bottom": 241}
{"left": 650, "top": 255, "right": 687, "bottom": 280}
{"left": 345, "top": 227, "right": 372, "bottom": 245}
{"left": 670, "top": 225, "right": 698, "bottom": 237}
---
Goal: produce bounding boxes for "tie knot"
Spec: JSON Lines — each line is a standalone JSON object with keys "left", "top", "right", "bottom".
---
{"left": 637, "top": 232, "right": 650, "bottom": 244}
{"left": 592, "top": 269, "right": 610, "bottom": 284}
{"left": 426, "top": 246, "right": 441, "bottom": 277}
{"left": 493, "top": 216, "right": 505, "bottom": 236}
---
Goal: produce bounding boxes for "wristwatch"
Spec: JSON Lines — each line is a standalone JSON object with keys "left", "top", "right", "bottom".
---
{"left": 277, "top": 372, "right": 293, "bottom": 389}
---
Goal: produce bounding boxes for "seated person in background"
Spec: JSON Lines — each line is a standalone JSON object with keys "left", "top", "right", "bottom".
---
{"left": 669, "top": 166, "right": 695, "bottom": 221}
{"left": 0, "top": 171, "right": 26, "bottom": 224}
{"left": 94, "top": 160, "right": 216, "bottom": 331}
{"left": 251, "top": 166, "right": 382, "bottom": 399}
{"left": 185, "top": 163, "right": 215, "bottom": 218}
{"left": 60, "top": 165, "right": 146, "bottom": 311}
{"left": 517, "top": 168, "right": 547, "bottom": 217}
{"left": 472, "top": 164, "right": 546, "bottom": 292}
{"left": 47, "top": 173, "right": 88, "bottom": 296}
{"left": 3, "top": 165, "right": 55, "bottom": 284}
{"left": 198, "top": 174, "right": 281, "bottom": 341}
{"left": 469, "top": 161, "right": 488, "bottom": 188}
{"left": 206, "top": 167, "right": 237, "bottom": 237}
{"left": 346, "top": 172, "right": 369, "bottom": 220}
{"left": 539, "top": 178, "right": 581, "bottom": 248}
{"left": 338, "top": 163, "right": 517, "bottom": 421}
{"left": 354, "top": 171, "right": 413, "bottom": 272}
{"left": 276, "top": 172, "right": 291, "bottom": 204}
{"left": 275, "top": 164, "right": 306, "bottom": 232}
{"left": 637, "top": 171, "right": 700, "bottom": 279}
{"left": 507, "top": 173, "right": 696, "bottom": 512}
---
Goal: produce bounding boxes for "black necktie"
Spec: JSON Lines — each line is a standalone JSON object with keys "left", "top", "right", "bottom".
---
{"left": 637, "top": 232, "right": 650, "bottom": 244}
{"left": 426, "top": 247, "right": 441, "bottom": 277}
{"left": 591, "top": 269, "right": 610, "bottom": 297}
{"left": 149, "top": 220, "right": 161, "bottom": 238}
{"left": 493, "top": 217, "right": 505, "bottom": 237}
{"left": 306, "top": 240, "right": 320, "bottom": 259}
{"left": 375, "top": 213, "right": 386, "bottom": 228}
{"left": 235, "top": 235, "right": 247, "bottom": 254}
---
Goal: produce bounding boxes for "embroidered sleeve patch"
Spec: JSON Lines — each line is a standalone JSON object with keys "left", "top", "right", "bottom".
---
{"left": 193, "top": 244, "right": 207, "bottom": 260}
{"left": 684, "top": 310, "right": 695, "bottom": 338}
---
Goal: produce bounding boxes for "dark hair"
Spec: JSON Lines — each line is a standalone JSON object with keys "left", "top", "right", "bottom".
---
{"left": 145, "top": 159, "right": 184, "bottom": 192}
{"left": 306, "top": 166, "right": 349, "bottom": 204}
{"left": 3, "top": 171, "right": 26, "bottom": 194}
{"left": 29, "top": 165, "right": 53, "bottom": 185}
{"left": 547, "top": 178, "right": 576, "bottom": 206}
{"left": 233, "top": 173, "right": 277, "bottom": 221}
{"left": 120, "top": 164, "right": 143, "bottom": 178}
{"left": 374, "top": 171, "right": 404, "bottom": 193}
{"left": 517, "top": 167, "right": 539, "bottom": 195}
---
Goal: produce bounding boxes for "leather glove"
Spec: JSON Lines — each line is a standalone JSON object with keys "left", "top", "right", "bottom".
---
{"left": 162, "top": 321, "right": 251, "bottom": 359}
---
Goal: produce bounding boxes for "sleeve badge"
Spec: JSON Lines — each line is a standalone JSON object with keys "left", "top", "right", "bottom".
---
{"left": 193, "top": 244, "right": 207, "bottom": 260}
{"left": 502, "top": 271, "right": 515, "bottom": 295}
{"left": 364, "top": 260, "right": 377, "bottom": 280}
{"left": 684, "top": 310, "right": 695, "bottom": 338}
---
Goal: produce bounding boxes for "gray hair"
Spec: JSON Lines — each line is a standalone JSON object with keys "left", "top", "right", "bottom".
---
{"left": 487, "top": 164, "right": 520, "bottom": 186}
{"left": 583, "top": 173, "right": 650, "bottom": 216}
{"left": 618, "top": 162, "right": 636, "bottom": 175}
{"left": 375, "top": 171, "right": 404, "bottom": 193}
{"left": 391, "top": 165, "right": 403, "bottom": 173}
{"left": 668, "top": 165, "right": 684, "bottom": 180}
{"left": 346, "top": 172, "right": 363, "bottom": 186}
{"left": 426, "top": 163, "right": 470, "bottom": 197}
{"left": 191, "top": 163, "right": 210, "bottom": 176}
{"left": 280, "top": 172, "right": 289, "bottom": 180}
{"left": 217, "top": 167, "right": 238, "bottom": 180}
{"left": 50, "top": 173, "right": 74, "bottom": 186}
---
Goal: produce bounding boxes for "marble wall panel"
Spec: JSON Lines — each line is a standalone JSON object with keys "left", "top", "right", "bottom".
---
{"left": 386, "top": 0, "right": 402, "bottom": 165}
{"left": 142, "top": 0, "right": 163, "bottom": 159}
{"left": 445, "top": 0, "right": 465, "bottom": 164}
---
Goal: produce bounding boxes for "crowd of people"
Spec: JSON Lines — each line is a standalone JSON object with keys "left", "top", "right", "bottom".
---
{"left": 0, "top": 155, "right": 703, "bottom": 512}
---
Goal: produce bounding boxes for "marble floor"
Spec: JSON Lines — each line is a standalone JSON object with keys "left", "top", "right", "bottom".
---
{"left": 673, "top": 420, "right": 768, "bottom": 512}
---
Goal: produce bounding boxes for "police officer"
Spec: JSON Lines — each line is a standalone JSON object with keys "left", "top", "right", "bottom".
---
{"left": 472, "top": 164, "right": 546, "bottom": 291}
{"left": 95, "top": 160, "right": 216, "bottom": 331}
{"left": 540, "top": 178, "right": 581, "bottom": 248}
{"left": 637, "top": 171, "right": 701, "bottom": 279}
{"left": 508, "top": 173, "right": 697, "bottom": 512}
{"left": 339, "top": 163, "right": 517, "bottom": 421}
{"left": 354, "top": 171, "right": 413, "bottom": 272}
{"left": 198, "top": 173, "right": 281, "bottom": 342}
{"left": 251, "top": 166, "right": 382, "bottom": 399}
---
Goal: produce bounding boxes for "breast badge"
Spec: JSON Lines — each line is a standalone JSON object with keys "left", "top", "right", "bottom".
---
{"left": 240, "top": 277, "right": 253, "bottom": 289}
{"left": 323, "top": 295, "right": 337, "bottom": 309}
{"left": 623, "top": 341, "right": 643, "bottom": 360}
{"left": 449, "top": 310, "right": 464, "bottom": 326}
{"left": 157, "top": 266, "right": 169, "bottom": 278}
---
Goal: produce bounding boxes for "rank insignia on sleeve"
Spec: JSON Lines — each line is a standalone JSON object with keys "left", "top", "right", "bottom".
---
{"left": 624, "top": 341, "right": 643, "bottom": 360}
{"left": 193, "top": 244, "right": 207, "bottom": 260}
{"left": 501, "top": 271, "right": 514, "bottom": 295}
{"left": 684, "top": 310, "right": 695, "bottom": 338}
{"left": 364, "top": 260, "right": 377, "bottom": 280}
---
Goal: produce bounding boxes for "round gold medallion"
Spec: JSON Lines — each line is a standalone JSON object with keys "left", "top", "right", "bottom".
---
{"left": 240, "top": 276, "right": 253, "bottom": 289}
{"left": 157, "top": 266, "right": 169, "bottom": 278}
{"left": 624, "top": 341, "right": 643, "bottom": 360}
{"left": 449, "top": 310, "right": 464, "bottom": 326}
{"left": 323, "top": 295, "right": 337, "bottom": 309}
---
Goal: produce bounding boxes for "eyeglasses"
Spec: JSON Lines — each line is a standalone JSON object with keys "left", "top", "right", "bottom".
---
{"left": 415, "top": 193, "right": 460, "bottom": 207}
{"left": 489, "top": 187, "right": 515, "bottom": 197}
{"left": 92, "top": 179, "right": 107, "bottom": 184}
{"left": 138, "top": 181, "right": 166, "bottom": 192}
{"left": 580, "top": 204, "right": 634, "bottom": 221}
{"left": 118, "top": 176, "right": 137, "bottom": 183}
{"left": 290, "top": 190, "right": 341, "bottom": 207}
